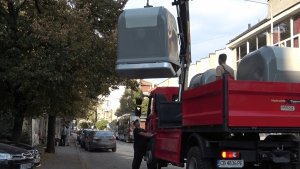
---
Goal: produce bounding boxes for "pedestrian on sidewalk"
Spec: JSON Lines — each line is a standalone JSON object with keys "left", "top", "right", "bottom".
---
{"left": 65, "top": 126, "right": 71, "bottom": 146}
{"left": 61, "top": 124, "right": 67, "bottom": 146}
{"left": 132, "top": 119, "right": 155, "bottom": 169}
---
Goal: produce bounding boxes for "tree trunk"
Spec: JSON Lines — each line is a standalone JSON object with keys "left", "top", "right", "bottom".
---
{"left": 45, "top": 115, "right": 56, "bottom": 153}
{"left": 11, "top": 117, "right": 24, "bottom": 143}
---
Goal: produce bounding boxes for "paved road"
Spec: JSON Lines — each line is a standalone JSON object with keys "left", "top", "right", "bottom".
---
{"left": 40, "top": 133, "right": 181, "bottom": 169}
{"left": 77, "top": 135, "right": 180, "bottom": 169}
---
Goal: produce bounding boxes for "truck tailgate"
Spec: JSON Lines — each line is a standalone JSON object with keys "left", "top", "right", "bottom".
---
{"left": 228, "top": 79, "right": 300, "bottom": 127}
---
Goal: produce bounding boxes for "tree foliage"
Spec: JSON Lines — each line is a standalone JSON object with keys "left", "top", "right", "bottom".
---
{"left": 0, "top": 0, "right": 137, "bottom": 145}
{"left": 95, "top": 120, "right": 109, "bottom": 130}
{"left": 115, "top": 89, "right": 148, "bottom": 117}
{"left": 78, "top": 122, "right": 90, "bottom": 129}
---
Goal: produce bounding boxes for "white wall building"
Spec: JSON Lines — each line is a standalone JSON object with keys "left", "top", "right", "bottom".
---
{"left": 97, "top": 86, "right": 126, "bottom": 122}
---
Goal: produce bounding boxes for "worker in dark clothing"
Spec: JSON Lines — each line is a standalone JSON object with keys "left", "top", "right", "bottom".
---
{"left": 132, "top": 119, "right": 155, "bottom": 169}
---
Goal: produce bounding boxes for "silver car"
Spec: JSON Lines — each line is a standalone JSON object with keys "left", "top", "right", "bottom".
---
{"left": 85, "top": 131, "right": 116, "bottom": 152}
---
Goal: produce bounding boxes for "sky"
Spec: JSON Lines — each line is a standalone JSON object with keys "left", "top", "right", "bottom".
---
{"left": 124, "top": 0, "right": 268, "bottom": 84}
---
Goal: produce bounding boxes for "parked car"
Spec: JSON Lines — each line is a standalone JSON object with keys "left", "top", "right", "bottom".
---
{"left": 0, "top": 143, "right": 35, "bottom": 169}
{"left": 80, "top": 129, "right": 94, "bottom": 148}
{"left": 85, "top": 130, "right": 116, "bottom": 152}
{"left": 0, "top": 140, "right": 41, "bottom": 167}
{"left": 76, "top": 130, "right": 82, "bottom": 143}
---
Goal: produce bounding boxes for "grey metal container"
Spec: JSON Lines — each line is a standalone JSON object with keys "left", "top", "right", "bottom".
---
{"left": 200, "top": 69, "right": 216, "bottom": 86}
{"left": 189, "top": 73, "right": 202, "bottom": 89}
{"left": 237, "top": 46, "right": 300, "bottom": 82}
{"left": 116, "top": 7, "right": 180, "bottom": 79}
{"left": 189, "top": 69, "right": 216, "bottom": 89}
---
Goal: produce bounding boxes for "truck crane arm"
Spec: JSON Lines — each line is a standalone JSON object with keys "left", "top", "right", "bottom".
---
{"left": 172, "top": 0, "right": 191, "bottom": 101}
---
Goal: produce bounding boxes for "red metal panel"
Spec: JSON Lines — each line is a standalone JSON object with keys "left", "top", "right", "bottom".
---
{"left": 182, "top": 80, "right": 223, "bottom": 126}
{"left": 153, "top": 87, "right": 179, "bottom": 101}
{"left": 155, "top": 129, "right": 182, "bottom": 164}
{"left": 228, "top": 79, "right": 300, "bottom": 127}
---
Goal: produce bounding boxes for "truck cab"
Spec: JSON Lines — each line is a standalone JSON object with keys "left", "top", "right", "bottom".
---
{"left": 145, "top": 87, "right": 179, "bottom": 133}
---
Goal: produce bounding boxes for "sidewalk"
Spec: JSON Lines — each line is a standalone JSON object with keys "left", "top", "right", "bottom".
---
{"left": 40, "top": 133, "right": 85, "bottom": 169}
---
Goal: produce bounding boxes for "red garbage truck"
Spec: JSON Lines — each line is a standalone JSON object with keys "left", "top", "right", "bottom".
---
{"left": 115, "top": 0, "right": 300, "bottom": 168}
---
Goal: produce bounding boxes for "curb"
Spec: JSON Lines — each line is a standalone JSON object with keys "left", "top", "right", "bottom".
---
{"left": 73, "top": 134, "right": 86, "bottom": 169}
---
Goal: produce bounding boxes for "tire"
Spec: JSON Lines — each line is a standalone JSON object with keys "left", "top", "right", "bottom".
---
{"left": 156, "top": 160, "right": 161, "bottom": 169}
{"left": 186, "top": 146, "right": 212, "bottom": 169}
{"left": 88, "top": 146, "right": 93, "bottom": 152}
{"left": 112, "top": 148, "right": 116, "bottom": 152}
{"left": 146, "top": 138, "right": 158, "bottom": 169}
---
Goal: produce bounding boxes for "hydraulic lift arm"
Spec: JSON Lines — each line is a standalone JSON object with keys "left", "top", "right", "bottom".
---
{"left": 172, "top": 0, "right": 191, "bottom": 101}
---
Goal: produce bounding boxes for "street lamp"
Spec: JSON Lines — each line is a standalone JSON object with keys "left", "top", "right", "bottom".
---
{"left": 245, "top": 0, "right": 273, "bottom": 46}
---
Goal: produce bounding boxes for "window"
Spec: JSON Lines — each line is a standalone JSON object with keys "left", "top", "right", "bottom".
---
{"left": 294, "top": 13, "right": 300, "bottom": 35}
{"left": 257, "top": 31, "right": 267, "bottom": 49}
{"left": 287, "top": 40, "right": 291, "bottom": 47}
{"left": 249, "top": 36, "right": 257, "bottom": 53}
{"left": 295, "top": 37, "right": 299, "bottom": 48}
{"left": 240, "top": 43, "right": 247, "bottom": 59}
{"left": 95, "top": 131, "right": 113, "bottom": 137}
{"left": 273, "top": 25, "right": 279, "bottom": 44}
{"left": 279, "top": 19, "right": 291, "bottom": 41}
{"left": 172, "top": 95, "right": 178, "bottom": 101}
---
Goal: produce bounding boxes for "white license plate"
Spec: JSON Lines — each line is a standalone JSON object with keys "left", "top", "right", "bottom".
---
{"left": 217, "top": 160, "right": 244, "bottom": 168}
{"left": 20, "top": 163, "right": 32, "bottom": 169}
{"left": 34, "top": 158, "right": 40, "bottom": 163}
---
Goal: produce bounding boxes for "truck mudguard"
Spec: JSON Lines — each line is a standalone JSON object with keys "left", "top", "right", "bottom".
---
{"left": 186, "top": 133, "right": 219, "bottom": 158}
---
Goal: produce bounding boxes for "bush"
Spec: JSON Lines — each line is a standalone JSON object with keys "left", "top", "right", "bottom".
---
{"left": 95, "top": 120, "right": 109, "bottom": 130}
{"left": 78, "top": 122, "right": 90, "bottom": 129}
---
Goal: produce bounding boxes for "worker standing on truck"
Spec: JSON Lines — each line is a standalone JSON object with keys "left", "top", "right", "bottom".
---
{"left": 132, "top": 119, "right": 155, "bottom": 169}
{"left": 216, "top": 53, "right": 235, "bottom": 80}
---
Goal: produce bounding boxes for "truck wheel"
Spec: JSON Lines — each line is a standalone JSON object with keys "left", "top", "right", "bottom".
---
{"left": 156, "top": 160, "right": 161, "bottom": 169}
{"left": 146, "top": 138, "right": 158, "bottom": 169}
{"left": 186, "top": 146, "right": 212, "bottom": 169}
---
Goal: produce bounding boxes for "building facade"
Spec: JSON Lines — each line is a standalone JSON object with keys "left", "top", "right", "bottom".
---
{"left": 97, "top": 86, "right": 126, "bottom": 122}
{"left": 227, "top": 0, "right": 300, "bottom": 69}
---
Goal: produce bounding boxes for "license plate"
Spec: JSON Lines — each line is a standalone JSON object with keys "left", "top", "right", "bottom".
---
{"left": 217, "top": 160, "right": 244, "bottom": 168}
{"left": 34, "top": 158, "right": 40, "bottom": 163}
{"left": 20, "top": 163, "right": 32, "bottom": 169}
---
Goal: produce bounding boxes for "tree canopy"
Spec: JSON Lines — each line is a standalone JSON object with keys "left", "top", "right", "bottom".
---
{"left": 0, "top": 0, "right": 137, "bottom": 144}
{"left": 95, "top": 120, "right": 109, "bottom": 130}
{"left": 115, "top": 89, "right": 148, "bottom": 117}
{"left": 78, "top": 122, "right": 90, "bottom": 129}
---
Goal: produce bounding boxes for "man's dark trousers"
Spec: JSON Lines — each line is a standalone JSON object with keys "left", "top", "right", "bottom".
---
{"left": 132, "top": 147, "right": 146, "bottom": 169}
{"left": 61, "top": 135, "right": 66, "bottom": 146}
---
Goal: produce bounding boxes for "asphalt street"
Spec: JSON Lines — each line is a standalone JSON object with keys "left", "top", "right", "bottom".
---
{"left": 40, "top": 133, "right": 180, "bottom": 169}
{"left": 77, "top": 134, "right": 180, "bottom": 169}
